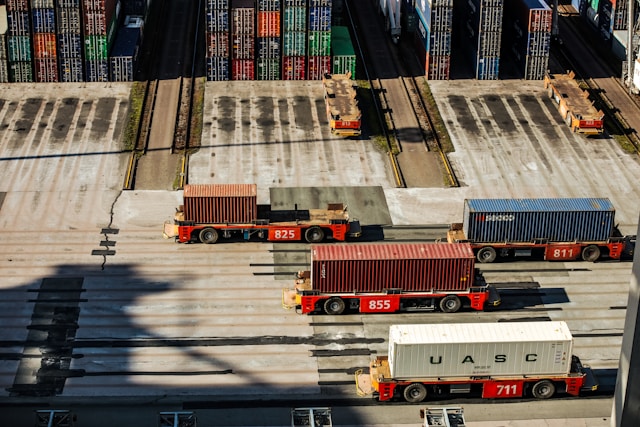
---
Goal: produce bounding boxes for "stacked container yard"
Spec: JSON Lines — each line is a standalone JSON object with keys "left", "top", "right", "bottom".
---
{"left": 256, "top": 0, "right": 280, "bottom": 80}
{"left": 231, "top": 0, "right": 255, "bottom": 80}
{"left": 32, "top": 0, "right": 58, "bottom": 82}
{"left": 109, "top": 15, "right": 143, "bottom": 81}
{"left": 206, "top": 0, "right": 230, "bottom": 81}
{"left": 466, "top": 0, "right": 502, "bottom": 80}
{"left": 0, "top": 5, "right": 8, "bottom": 83}
{"left": 6, "top": 0, "right": 33, "bottom": 82}
{"left": 83, "top": 0, "right": 120, "bottom": 82}
{"left": 307, "top": 0, "right": 331, "bottom": 80}
{"left": 330, "top": 25, "right": 355, "bottom": 77}
{"left": 57, "top": 0, "right": 84, "bottom": 82}
{"left": 415, "top": 0, "right": 453, "bottom": 80}
{"left": 506, "top": 0, "right": 551, "bottom": 80}
{"left": 282, "top": 0, "right": 306, "bottom": 80}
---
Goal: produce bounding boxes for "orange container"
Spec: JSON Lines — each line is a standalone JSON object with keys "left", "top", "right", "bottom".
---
{"left": 33, "top": 33, "right": 57, "bottom": 58}
{"left": 257, "top": 11, "right": 280, "bottom": 37}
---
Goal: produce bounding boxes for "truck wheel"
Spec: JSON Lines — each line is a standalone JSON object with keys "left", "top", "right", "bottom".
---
{"left": 581, "top": 245, "right": 601, "bottom": 262}
{"left": 531, "top": 380, "right": 555, "bottom": 399}
{"left": 439, "top": 295, "right": 462, "bottom": 313}
{"left": 305, "top": 226, "right": 325, "bottom": 243}
{"left": 403, "top": 383, "right": 427, "bottom": 403}
{"left": 476, "top": 247, "right": 497, "bottom": 263}
{"left": 323, "top": 297, "right": 345, "bottom": 315}
{"left": 199, "top": 228, "right": 219, "bottom": 244}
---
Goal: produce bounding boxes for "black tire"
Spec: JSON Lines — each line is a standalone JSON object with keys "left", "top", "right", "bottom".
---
{"left": 199, "top": 227, "right": 219, "bottom": 244}
{"left": 323, "top": 297, "right": 346, "bottom": 315}
{"left": 531, "top": 380, "right": 555, "bottom": 399}
{"left": 305, "top": 226, "right": 325, "bottom": 243}
{"left": 581, "top": 245, "right": 601, "bottom": 262}
{"left": 439, "top": 295, "right": 462, "bottom": 313}
{"left": 476, "top": 246, "right": 497, "bottom": 263}
{"left": 403, "top": 383, "right": 427, "bottom": 403}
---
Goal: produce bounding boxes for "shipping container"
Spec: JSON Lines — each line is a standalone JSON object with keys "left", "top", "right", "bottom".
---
{"left": 207, "top": 31, "right": 229, "bottom": 57}
{"left": 183, "top": 184, "right": 258, "bottom": 224}
{"left": 231, "top": 6, "right": 254, "bottom": 34}
{"left": 282, "top": 5, "right": 306, "bottom": 31}
{"left": 257, "top": 36, "right": 279, "bottom": 58}
{"left": 257, "top": 10, "right": 280, "bottom": 37}
{"left": 206, "top": 10, "right": 229, "bottom": 33}
{"left": 33, "top": 32, "right": 57, "bottom": 58}
{"left": 231, "top": 58, "right": 255, "bottom": 79}
{"left": 282, "top": 30, "right": 306, "bottom": 56}
{"left": 85, "top": 58, "right": 109, "bottom": 81}
{"left": 109, "top": 26, "right": 141, "bottom": 81}
{"left": 331, "top": 25, "right": 356, "bottom": 77}
{"left": 32, "top": 8, "right": 56, "bottom": 33}
{"left": 7, "top": 35, "right": 31, "bottom": 61}
{"left": 59, "top": 56, "right": 84, "bottom": 82}
{"left": 307, "top": 54, "right": 330, "bottom": 80}
{"left": 9, "top": 60, "right": 33, "bottom": 82}
{"left": 308, "top": 6, "right": 331, "bottom": 31}
{"left": 206, "top": 56, "right": 230, "bottom": 80}
{"left": 256, "top": 57, "right": 280, "bottom": 80}
{"left": 308, "top": 30, "right": 330, "bottom": 55}
{"left": 56, "top": 7, "right": 82, "bottom": 34}
{"left": 462, "top": 198, "right": 615, "bottom": 243}
{"left": 308, "top": 243, "right": 477, "bottom": 294}
{"left": 387, "top": 322, "right": 573, "bottom": 379}
{"left": 34, "top": 56, "right": 58, "bottom": 81}
{"left": 57, "top": 33, "right": 83, "bottom": 57}
{"left": 282, "top": 55, "right": 305, "bottom": 79}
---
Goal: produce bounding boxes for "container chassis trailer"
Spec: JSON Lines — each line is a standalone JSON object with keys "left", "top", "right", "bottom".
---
{"left": 447, "top": 198, "right": 635, "bottom": 263}
{"left": 356, "top": 322, "right": 598, "bottom": 403}
{"left": 163, "top": 184, "right": 361, "bottom": 244}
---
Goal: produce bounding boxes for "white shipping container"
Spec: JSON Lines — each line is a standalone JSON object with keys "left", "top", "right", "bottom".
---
{"left": 388, "top": 322, "right": 573, "bottom": 379}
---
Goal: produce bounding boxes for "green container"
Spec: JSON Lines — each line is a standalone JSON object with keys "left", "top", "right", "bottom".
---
{"left": 283, "top": 6, "right": 306, "bottom": 32}
{"left": 331, "top": 26, "right": 356, "bottom": 78}
{"left": 257, "top": 58, "right": 280, "bottom": 80}
{"left": 308, "top": 31, "right": 331, "bottom": 56}
{"left": 8, "top": 36, "right": 31, "bottom": 62}
{"left": 283, "top": 31, "right": 306, "bottom": 56}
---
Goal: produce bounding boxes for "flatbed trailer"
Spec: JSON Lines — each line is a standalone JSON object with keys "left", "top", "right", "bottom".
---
{"left": 544, "top": 71, "right": 604, "bottom": 135}
{"left": 163, "top": 184, "right": 361, "bottom": 244}
{"left": 322, "top": 72, "right": 361, "bottom": 137}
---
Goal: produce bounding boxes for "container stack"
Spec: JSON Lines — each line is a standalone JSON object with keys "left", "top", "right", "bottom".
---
{"left": 83, "top": 0, "right": 120, "bottom": 82}
{"left": 32, "top": 0, "right": 58, "bottom": 82}
{"left": 307, "top": 0, "right": 331, "bottom": 80}
{"left": 231, "top": 0, "right": 255, "bottom": 80}
{"left": 282, "top": 0, "right": 306, "bottom": 80}
{"left": 330, "top": 25, "right": 355, "bottom": 77}
{"left": 57, "top": 0, "right": 84, "bottom": 82}
{"left": 506, "top": 0, "right": 551, "bottom": 80}
{"left": 467, "top": 0, "right": 503, "bottom": 80}
{"left": 205, "top": 0, "right": 230, "bottom": 81}
{"left": 0, "top": 6, "right": 9, "bottom": 83}
{"left": 415, "top": 0, "right": 453, "bottom": 80}
{"left": 109, "top": 15, "right": 143, "bottom": 81}
{"left": 256, "top": 0, "right": 280, "bottom": 80}
{"left": 7, "top": 0, "right": 33, "bottom": 82}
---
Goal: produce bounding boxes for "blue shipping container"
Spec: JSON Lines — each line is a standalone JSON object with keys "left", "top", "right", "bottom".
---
{"left": 463, "top": 198, "right": 615, "bottom": 243}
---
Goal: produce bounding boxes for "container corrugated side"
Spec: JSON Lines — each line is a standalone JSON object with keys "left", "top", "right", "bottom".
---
{"left": 463, "top": 198, "right": 615, "bottom": 243}
{"left": 183, "top": 184, "right": 258, "bottom": 224}
{"left": 310, "top": 243, "right": 476, "bottom": 294}
{"left": 388, "top": 321, "right": 573, "bottom": 379}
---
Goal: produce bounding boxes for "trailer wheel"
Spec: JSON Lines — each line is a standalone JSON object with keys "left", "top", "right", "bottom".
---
{"left": 439, "top": 295, "right": 462, "bottom": 313}
{"left": 323, "top": 297, "right": 346, "bottom": 315}
{"left": 581, "top": 245, "right": 601, "bottom": 262}
{"left": 531, "top": 380, "right": 555, "bottom": 399}
{"left": 305, "top": 226, "right": 325, "bottom": 243}
{"left": 199, "top": 228, "right": 219, "bottom": 244}
{"left": 403, "top": 383, "right": 427, "bottom": 403}
{"left": 476, "top": 247, "right": 497, "bottom": 263}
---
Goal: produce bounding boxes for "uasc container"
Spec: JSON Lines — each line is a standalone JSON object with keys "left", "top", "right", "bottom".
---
{"left": 182, "top": 183, "right": 258, "bottom": 224}
{"left": 463, "top": 198, "right": 615, "bottom": 243}
{"left": 388, "top": 321, "right": 573, "bottom": 379}
{"left": 309, "top": 243, "right": 477, "bottom": 294}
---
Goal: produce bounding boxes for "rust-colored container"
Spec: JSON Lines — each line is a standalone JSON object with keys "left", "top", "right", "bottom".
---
{"left": 183, "top": 184, "right": 258, "bottom": 224}
{"left": 309, "top": 243, "right": 476, "bottom": 293}
{"left": 257, "top": 11, "right": 280, "bottom": 37}
{"left": 33, "top": 33, "right": 57, "bottom": 58}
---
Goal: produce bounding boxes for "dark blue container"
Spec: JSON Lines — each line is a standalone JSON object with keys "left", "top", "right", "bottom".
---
{"left": 463, "top": 198, "right": 615, "bottom": 243}
{"left": 32, "top": 8, "right": 56, "bottom": 33}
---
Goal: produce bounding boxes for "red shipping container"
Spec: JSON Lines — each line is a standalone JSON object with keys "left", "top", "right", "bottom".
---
{"left": 232, "top": 59, "right": 255, "bottom": 80}
{"left": 309, "top": 243, "right": 477, "bottom": 294}
{"left": 257, "top": 11, "right": 280, "bottom": 37}
{"left": 35, "top": 57, "right": 59, "bottom": 82}
{"left": 207, "top": 32, "right": 229, "bottom": 57}
{"left": 282, "top": 56, "right": 305, "bottom": 80}
{"left": 307, "top": 55, "right": 330, "bottom": 80}
{"left": 183, "top": 184, "right": 258, "bottom": 224}
{"left": 33, "top": 33, "right": 57, "bottom": 58}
